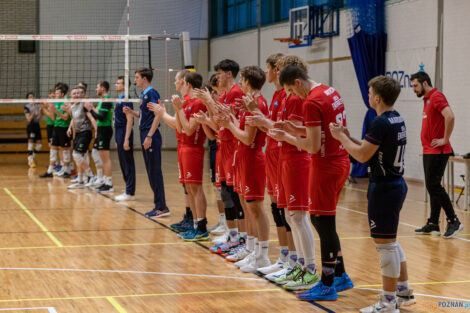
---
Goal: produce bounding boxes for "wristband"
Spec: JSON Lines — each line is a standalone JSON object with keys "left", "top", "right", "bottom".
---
{"left": 146, "top": 135, "right": 153, "bottom": 138}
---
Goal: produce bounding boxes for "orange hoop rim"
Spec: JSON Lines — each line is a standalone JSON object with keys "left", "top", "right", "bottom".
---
{"left": 273, "top": 37, "right": 302, "bottom": 45}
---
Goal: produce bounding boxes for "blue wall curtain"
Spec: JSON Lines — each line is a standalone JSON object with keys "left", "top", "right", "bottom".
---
{"left": 346, "top": 0, "right": 387, "bottom": 177}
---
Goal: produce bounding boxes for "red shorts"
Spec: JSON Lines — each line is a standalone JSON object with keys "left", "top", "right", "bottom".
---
{"left": 308, "top": 155, "right": 350, "bottom": 215}
{"left": 215, "top": 145, "right": 224, "bottom": 187}
{"left": 177, "top": 145, "right": 183, "bottom": 183}
{"left": 233, "top": 148, "right": 242, "bottom": 194}
{"left": 179, "top": 145, "right": 205, "bottom": 185}
{"left": 265, "top": 146, "right": 280, "bottom": 196}
{"left": 277, "top": 153, "right": 310, "bottom": 211}
{"left": 219, "top": 141, "right": 235, "bottom": 186}
{"left": 238, "top": 148, "right": 266, "bottom": 200}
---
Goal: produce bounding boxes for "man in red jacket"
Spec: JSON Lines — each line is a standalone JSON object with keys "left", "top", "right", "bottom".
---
{"left": 411, "top": 71, "right": 463, "bottom": 238}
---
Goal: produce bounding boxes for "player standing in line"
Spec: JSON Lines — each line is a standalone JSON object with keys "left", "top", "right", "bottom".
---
{"left": 85, "top": 81, "right": 114, "bottom": 192}
{"left": 124, "top": 67, "right": 169, "bottom": 218}
{"left": 24, "top": 92, "right": 43, "bottom": 168}
{"left": 113, "top": 76, "right": 136, "bottom": 201}
{"left": 216, "top": 65, "right": 271, "bottom": 272}
{"left": 270, "top": 65, "right": 352, "bottom": 300}
{"left": 39, "top": 89, "right": 57, "bottom": 169}
{"left": 65, "top": 86, "right": 94, "bottom": 189}
{"left": 330, "top": 75, "right": 415, "bottom": 312}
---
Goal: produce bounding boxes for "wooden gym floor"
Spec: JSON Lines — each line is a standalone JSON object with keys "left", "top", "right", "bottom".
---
{"left": 0, "top": 151, "right": 468, "bottom": 313}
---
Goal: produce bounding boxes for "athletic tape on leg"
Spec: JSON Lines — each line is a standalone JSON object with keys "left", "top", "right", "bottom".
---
{"left": 50, "top": 149, "right": 58, "bottom": 163}
{"left": 73, "top": 150, "right": 85, "bottom": 165}
{"left": 63, "top": 149, "right": 71, "bottom": 163}
{"left": 92, "top": 148, "right": 102, "bottom": 166}
{"left": 377, "top": 242, "right": 400, "bottom": 278}
{"left": 34, "top": 143, "right": 42, "bottom": 152}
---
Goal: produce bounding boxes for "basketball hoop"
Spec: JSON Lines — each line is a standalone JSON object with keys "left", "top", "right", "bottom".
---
{"left": 274, "top": 37, "right": 302, "bottom": 46}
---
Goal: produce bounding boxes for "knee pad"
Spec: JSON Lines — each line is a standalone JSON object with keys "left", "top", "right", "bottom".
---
{"left": 92, "top": 148, "right": 103, "bottom": 166}
{"left": 34, "top": 143, "right": 42, "bottom": 152}
{"left": 221, "top": 185, "right": 234, "bottom": 209}
{"left": 279, "top": 207, "right": 291, "bottom": 231}
{"left": 225, "top": 206, "right": 238, "bottom": 221}
{"left": 182, "top": 183, "right": 188, "bottom": 195}
{"left": 85, "top": 152, "right": 90, "bottom": 164}
{"left": 214, "top": 186, "right": 222, "bottom": 201}
{"left": 62, "top": 149, "right": 71, "bottom": 163}
{"left": 50, "top": 149, "right": 58, "bottom": 163}
{"left": 271, "top": 203, "right": 284, "bottom": 227}
{"left": 230, "top": 190, "right": 244, "bottom": 219}
{"left": 397, "top": 242, "right": 406, "bottom": 263}
{"left": 27, "top": 142, "right": 34, "bottom": 152}
{"left": 73, "top": 151, "right": 85, "bottom": 165}
{"left": 377, "top": 242, "right": 400, "bottom": 278}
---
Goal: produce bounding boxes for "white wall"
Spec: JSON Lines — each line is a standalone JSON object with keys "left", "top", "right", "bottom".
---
{"left": 210, "top": 0, "right": 469, "bottom": 181}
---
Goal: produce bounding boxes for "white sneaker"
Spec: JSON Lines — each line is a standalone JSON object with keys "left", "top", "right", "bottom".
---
{"left": 68, "top": 182, "right": 84, "bottom": 189}
{"left": 70, "top": 176, "right": 80, "bottom": 183}
{"left": 234, "top": 251, "right": 255, "bottom": 268}
{"left": 258, "top": 258, "right": 284, "bottom": 275}
{"left": 265, "top": 266, "right": 292, "bottom": 282}
{"left": 207, "top": 221, "right": 220, "bottom": 232}
{"left": 360, "top": 295, "right": 399, "bottom": 313}
{"left": 85, "top": 176, "right": 97, "bottom": 187}
{"left": 211, "top": 223, "right": 228, "bottom": 235}
{"left": 115, "top": 193, "right": 136, "bottom": 201}
{"left": 54, "top": 169, "right": 65, "bottom": 176}
{"left": 212, "top": 232, "right": 229, "bottom": 244}
{"left": 226, "top": 245, "right": 250, "bottom": 262}
{"left": 240, "top": 257, "right": 271, "bottom": 273}
{"left": 396, "top": 288, "right": 416, "bottom": 307}
{"left": 93, "top": 177, "right": 105, "bottom": 186}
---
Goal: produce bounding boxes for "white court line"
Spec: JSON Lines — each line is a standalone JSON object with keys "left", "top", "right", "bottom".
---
{"left": 0, "top": 308, "right": 57, "bottom": 312}
{"left": 337, "top": 205, "right": 470, "bottom": 243}
{"left": 355, "top": 287, "right": 470, "bottom": 302}
{"left": 0, "top": 267, "right": 262, "bottom": 282}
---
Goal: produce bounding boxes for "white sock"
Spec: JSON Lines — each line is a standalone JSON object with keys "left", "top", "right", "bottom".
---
{"left": 397, "top": 281, "right": 409, "bottom": 291}
{"left": 260, "top": 240, "right": 269, "bottom": 259}
{"left": 254, "top": 238, "right": 260, "bottom": 258}
{"left": 78, "top": 173, "right": 83, "bottom": 183}
{"left": 47, "top": 165, "right": 54, "bottom": 174}
{"left": 63, "top": 165, "right": 70, "bottom": 173}
{"left": 229, "top": 228, "right": 239, "bottom": 242}
{"left": 239, "top": 231, "right": 247, "bottom": 239}
{"left": 106, "top": 176, "right": 113, "bottom": 185}
{"left": 219, "top": 213, "right": 226, "bottom": 223}
{"left": 97, "top": 168, "right": 103, "bottom": 178}
{"left": 383, "top": 290, "right": 396, "bottom": 302}
{"left": 288, "top": 251, "right": 297, "bottom": 268}
{"left": 247, "top": 236, "right": 255, "bottom": 252}
{"left": 280, "top": 246, "right": 289, "bottom": 263}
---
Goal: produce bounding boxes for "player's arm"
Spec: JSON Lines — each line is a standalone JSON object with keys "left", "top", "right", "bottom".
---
{"left": 329, "top": 123, "right": 379, "bottom": 163}
{"left": 86, "top": 112, "right": 97, "bottom": 133}
{"left": 201, "top": 124, "right": 216, "bottom": 140}
{"left": 176, "top": 108, "right": 200, "bottom": 136}
{"left": 224, "top": 119, "right": 257, "bottom": 146}
{"left": 124, "top": 104, "right": 134, "bottom": 143}
{"left": 431, "top": 106, "right": 454, "bottom": 148}
{"left": 54, "top": 104, "right": 70, "bottom": 121}
{"left": 67, "top": 119, "right": 74, "bottom": 137}
{"left": 269, "top": 125, "right": 321, "bottom": 154}
{"left": 24, "top": 107, "right": 33, "bottom": 123}
{"left": 90, "top": 102, "right": 111, "bottom": 121}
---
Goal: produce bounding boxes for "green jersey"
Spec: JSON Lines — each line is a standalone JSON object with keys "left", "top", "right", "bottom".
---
{"left": 96, "top": 94, "right": 114, "bottom": 127}
{"left": 53, "top": 102, "right": 71, "bottom": 127}
{"left": 45, "top": 115, "right": 54, "bottom": 126}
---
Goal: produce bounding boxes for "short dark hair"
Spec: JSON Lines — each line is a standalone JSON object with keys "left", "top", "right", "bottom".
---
{"left": 26, "top": 91, "right": 35, "bottom": 98}
{"left": 135, "top": 67, "right": 153, "bottom": 83}
{"left": 117, "top": 76, "right": 132, "bottom": 87}
{"left": 209, "top": 74, "right": 217, "bottom": 87}
{"left": 368, "top": 75, "right": 401, "bottom": 106}
{"left": 48, "top": 89, "right": 55, "bottom": 95}
{"left": 77, "top": 81, "right": 88, "bottom": 91}
{"left": 185, "top": 72, "right": 203, "bottom": 89}
{"left": 97, "top": 81, "right": 110, "bottom": 92}
{"left": 240, "top": 66, "right": 266, "bottom": 90}
{"left": 410, "top": 71, "right": 432, "bottom": 87}
{"left": 214, "top": 59, "right": 239, "bottom": 78}
{"left": 72, "top": 85, "right": 86, "bottom": 93}
{"left": 266, "top": 53, "right": 284, "bottom": 69}
{"left": 55, "top": 83, "right": 69, "bottom": 95}
{"left": 279, "top": 65, "right": 309, "bottom": 86}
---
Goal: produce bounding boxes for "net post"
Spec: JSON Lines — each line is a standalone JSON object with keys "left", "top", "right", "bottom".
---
{"left": 124, "top": 0, "right": 130, "bottom": 101}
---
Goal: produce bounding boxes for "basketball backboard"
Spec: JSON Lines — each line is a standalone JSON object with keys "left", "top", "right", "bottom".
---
{"left": 289, "top": 6, "right": 314, "bottom": 48}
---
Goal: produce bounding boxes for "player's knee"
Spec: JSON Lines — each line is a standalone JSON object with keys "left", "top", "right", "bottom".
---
{"left": 73, "top": 151, "right": 85, "bottom": 165}
{"left": 92, "top": 148, "right": 103, "bottom": 166}
{"left": 396, "top": 242, "right": 406, "bottom": 263}
{"left": 50, "top": 149, "right": 58, "bottom": 163}
{"left": 34, "top": 143, "right": 42, "bottom": 151}
{"left": 62, "top": 149, "right": 71, "bottom": 163}
{"left": 27, "top": 142, "right": 34, "bottom": 152}
{"left": 377, "top": 242, "right": 400, "bottom": 278}
{"left": 271, "top": 202, "right": 284, "bottom": 227}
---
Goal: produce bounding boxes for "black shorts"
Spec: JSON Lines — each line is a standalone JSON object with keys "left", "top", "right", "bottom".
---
{"left": 73, "top": 130, "right": 92, "bottom": 153}
{"left": 208, "top": 139, "right": 218, "bottom": 183}
{"left": 46, "top": 125, "right": 54, "bottom": 143}
{"left": 26, "top": 122, "right": 42, "bottom": 141}
{"left": 51, "top": 126, "right": 70, "bottom": 148}
{"left": 96, "top": 126, "right": 113, "bottom": 150}
{"left": 367, "top": 177, "right": 407, "bottom": 239}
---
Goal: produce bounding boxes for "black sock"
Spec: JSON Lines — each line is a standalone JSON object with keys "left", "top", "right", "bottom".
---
{"left": 335, "top": 255, "right": 345, "bottom": 277}
{"left": 197, "top": 218, "right": 207, "bottom": 233}
{"left": 186, "top": 207, "right": 192, "bottom": 219}
{"left": 321, "top": 264, "right": 335, "bottom": 286}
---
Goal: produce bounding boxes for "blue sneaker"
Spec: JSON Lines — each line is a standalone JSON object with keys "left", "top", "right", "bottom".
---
{"left": 184, "top": 230, "right": 210, "bottom": 242}
{"left": 296, "top": 281, "right": 338, "bottom": 301}
{"left": 54, "top": 164, "right": 62, "bottom": 172}
{"left": 180, "top": 229, "right": 197, "bottom": 240}
{"left": 334, "top": 272, "right": 354, "bottom": 292}
{"left": 145, "top": 208, "right": 170, "bottom": 218}
{"left": 171, "top": 214, "right": 191, "bottom": 232}
{"left": 178, "top": 228, "right": 195, "bottom": 238}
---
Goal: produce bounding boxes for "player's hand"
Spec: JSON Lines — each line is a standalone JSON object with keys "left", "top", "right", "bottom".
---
{"left": 193, "top": 88, "right": 212, "bottom": 104}
{"left": 143, "top": 136, "right": 152, "bottom": 150}
{"left": 431, "top": 138, "right": 447, "bottom": 148}
{"left": 245, "top": 112, "right": 267, "bottom": 128}
{"left": 237, "top": 94, "right": 259, "bottom": 113}
{"left": 329, "top": 122, "right": 345, "bottom": 140}
{"left": 83, "top": 102, "right": 93, "bottom": 111}
{"left": 268, "top": 128, "right": 287, "bottom": 141}
{"left": 193, "top": 111, "right": 209, "bottom": 124}
{"left": 66, "top": 128, "right": 72, "bottom": 137}
{"left": 214, "top": 112, "right": 230, "bottom": 128}
{"left": 122, "top": 106, "right": 133, "bottom": 116}
{"left": 171, "top": 95, "right": 184, "bottom": 110}
{"left": 123, "top": 139, "right": 130, "bottom": 151}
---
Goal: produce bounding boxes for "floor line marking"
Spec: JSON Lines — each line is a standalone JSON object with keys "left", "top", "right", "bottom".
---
{"left": 0, "top": 308, "right": 57, "bottom": 312}
{"left": 0, "top": 288, "right": 280, "bottom": 304}
{"left": 0, "top": 267, "right": 264, "bottom": 281}
{"left": 3, "top": 188, "right": 63, "bottom": 247}
{"left": 354, "top": 287, "right": 470, "bottom": 302}
{"left": 337, "top": 205, "right": 470, "bottom": 243}
{"left": 356, "top": 279, "right": 470, "bottom": 288}
{"left": 106, "top": 297, "right": 127, "bottom": 313}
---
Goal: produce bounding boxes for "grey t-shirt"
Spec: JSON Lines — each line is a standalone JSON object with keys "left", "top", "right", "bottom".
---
{"left": 71, "top": 103, "right": 92, "bottom": 133}
{"left": 24, "top": 103, "right": 40, "bottom": 123}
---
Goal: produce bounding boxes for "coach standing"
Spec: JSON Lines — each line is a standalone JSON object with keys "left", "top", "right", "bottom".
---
{"left": 411, "top": 71, "right": 463, "bottom": 238}
{"left": 124, "top": 67, "right": 169, "bottom": 218}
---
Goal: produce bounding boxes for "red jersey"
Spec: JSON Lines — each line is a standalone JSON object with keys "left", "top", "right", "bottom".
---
{"left": 176, "top": 94, "right": 191, "bottom": 145}
{"left": 219, "top": 84, "right": 244, "bottom": 141}
{"left": 303, "top": 84, "right": 348, "bottom": 160}
{"left": 181, "top": 97, "right": 207, "bottom": 146}
{"left": 277, "top": 94, "right": 305, "bottom": 154}
{"left": 239, "top": 95, "right": 269, "bottom": 150}
{"left": 421, "top": 88, "right": 452, "bottom": 154}
{"left": 266, "top": 89, "right": 286, "bottom": 151}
